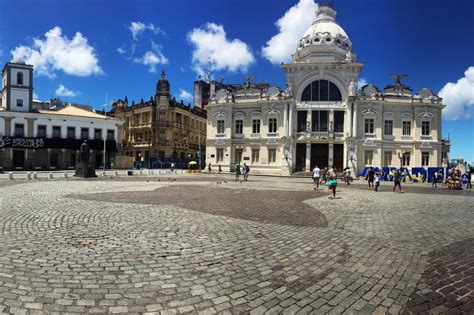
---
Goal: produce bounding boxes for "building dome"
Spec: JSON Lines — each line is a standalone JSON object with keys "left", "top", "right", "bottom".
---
{"left": 297, "top": 5, "right": 352, "bottom": 53}
{"left": 156, "top": 70, "right": 170, "bottom": 96}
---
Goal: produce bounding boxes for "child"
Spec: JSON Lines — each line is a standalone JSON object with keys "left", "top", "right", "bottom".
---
{"left": 374, "top": 172, "right": 380, "bottom": 192}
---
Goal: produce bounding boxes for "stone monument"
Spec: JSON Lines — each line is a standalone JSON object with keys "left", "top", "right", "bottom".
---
{"left": 75, "top": 140, "right": 96, "bottom": 178}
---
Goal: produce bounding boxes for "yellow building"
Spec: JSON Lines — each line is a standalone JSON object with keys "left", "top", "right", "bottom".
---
{"left": 110, "top": 71, "right": 207, "bottom": 168}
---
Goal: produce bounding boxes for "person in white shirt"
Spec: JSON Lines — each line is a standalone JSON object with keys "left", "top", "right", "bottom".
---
{"left": 312, "top": 165, "right": 321, "bottom": 190}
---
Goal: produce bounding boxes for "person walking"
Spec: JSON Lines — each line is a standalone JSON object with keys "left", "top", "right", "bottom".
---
{"left": 312, "top": 165, "right": 321, "bottom": 190}
{"left": 326, "top": 167, "right": 337, "bottom": 199}
{"left": 374, "top": 172, "right": 380, "bottom": 192}
{"left": 208, "top": 162, "right": 212, "bottom": 173}
{"left": 235, "top": 163, "right": 241, "bottom": 181}
{"left": 243, "top": 163, "right": 250, "bottom": 181}
{"left": 218, "top": 164, "right": 222, "bottom": 174}
{"left": 393, "top": 168, "right": 403, "bottom": 193}
{"left": 343, "top": 167, "right": 351, "bottom": 185}
{"left": 367, "top": 167, "right": 375, "bottom": 189}
{"left": 432, "top": 172, "right": 438, "bottom": 188}
{"left": 466, "top": 170, "right": 472, "bottom": 189}
{"left": 321, "top": 167, "right": 328, "bottom": 184}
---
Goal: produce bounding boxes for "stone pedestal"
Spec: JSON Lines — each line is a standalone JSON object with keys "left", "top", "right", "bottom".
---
{"left": 75, "top": 162, "right": 97, "bottom": 178}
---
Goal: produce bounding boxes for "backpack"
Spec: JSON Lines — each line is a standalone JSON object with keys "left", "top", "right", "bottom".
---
{"left": 246, "top": 165, "right": 250, "bottom": 173}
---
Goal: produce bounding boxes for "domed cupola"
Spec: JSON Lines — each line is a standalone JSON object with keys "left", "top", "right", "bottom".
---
{"left": 156, "top": 70, "right": 170, "bottom": 97}
{"left": 294, "top": 4, "right": 353, "bottom": 62}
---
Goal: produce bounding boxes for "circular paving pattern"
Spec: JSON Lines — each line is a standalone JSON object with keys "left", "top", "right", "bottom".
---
{"left": 0, "top": 177, "right": 472, "bottom": 314}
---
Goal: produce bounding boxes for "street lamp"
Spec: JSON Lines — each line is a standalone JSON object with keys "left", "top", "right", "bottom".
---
{"left": 101, "top": 93, "right": 115, "bottom": 171}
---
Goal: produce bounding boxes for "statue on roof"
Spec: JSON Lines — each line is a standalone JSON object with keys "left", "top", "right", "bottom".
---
{"left": 390, "top": 73, "right": 408, "bottom": 94}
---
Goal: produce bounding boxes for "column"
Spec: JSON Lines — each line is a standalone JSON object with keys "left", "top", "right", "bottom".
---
{"left": 353, "top": 103, "right": 358, "bottom": 138}
{"left": 307, "top": 110, "right": 312, "bottom": 131}
{"left": 329, "top": 109, "right": 334, "bottom": 133}
{"left": 283, "top": 103, "right": 288, "bottom": 137}
{"left": 343, "top": 142, "right": 347, "bottom": 169}
{"left": 328, "top": 143, "right": 334, "bottom": 168}
{"left": 289, "top": 106, "right": 293, "bottom": 137}
{"left": 305, "top": 142, "right": 311, "bottom": 172}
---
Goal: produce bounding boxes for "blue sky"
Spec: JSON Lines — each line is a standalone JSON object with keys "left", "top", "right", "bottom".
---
{"left": 1, "top": 0, "right": 473, "bottom": 163}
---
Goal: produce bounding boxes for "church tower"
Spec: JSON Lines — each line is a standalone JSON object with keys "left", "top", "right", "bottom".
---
{"left": 1, "top": 60, "right": 33, "bottom": 112}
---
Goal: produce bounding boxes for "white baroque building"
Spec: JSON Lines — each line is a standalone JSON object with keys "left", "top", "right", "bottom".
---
{"left": 206, "top": 4, "right": 450, "bottom": 175}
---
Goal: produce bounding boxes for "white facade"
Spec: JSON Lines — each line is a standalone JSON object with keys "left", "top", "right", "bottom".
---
{"left": 206, "top": 4, "right": 450, "bottom": 175}
{"left": 0, "top": 61, "right": 123, "bottom": 170}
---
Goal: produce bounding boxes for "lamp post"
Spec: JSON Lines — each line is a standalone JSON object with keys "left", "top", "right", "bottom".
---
{"left": 101, "top": 93, "right": 114, "bottom": 171}
{"left": 398, "top": 151, "right": 404, "bottom": 169}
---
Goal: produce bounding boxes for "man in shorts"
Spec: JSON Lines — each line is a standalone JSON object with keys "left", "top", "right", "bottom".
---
{"left": 393, "top": 168, "right": 403, "bottom": 193}
{"left": 367, "top": 167, "right": 375, "bottom": 189}
{"left": 312, "top": 165, "right": 321, "bottom": 190}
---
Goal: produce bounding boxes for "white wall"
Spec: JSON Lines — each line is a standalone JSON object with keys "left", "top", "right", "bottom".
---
{"left": 0, "top": 117, "right": 4, "bottom": 136}
{"left": 11, "top": 68, "right": 30, "bottom": 87}
{"left": 32, "top": 116, "right": 120, "bottom": 141}
{"left": 10, "top": 88, "right": 30, "bottom": 112}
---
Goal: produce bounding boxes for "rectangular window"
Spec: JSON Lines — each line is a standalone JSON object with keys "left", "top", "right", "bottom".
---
{"left": 52, "top": 126, "right": 61, "bottom": 138}
{"left": 16, "top": 99, "right": 23, "bottom": 107}
{"left": 422, "top": 152, "right": 430, "bottom": 166}
{"left": 268, "top": 118, "right": 277, "bottom": 133}
{"left": 312, "top": 110, "right": 328, "bottom": 132}
{"left": 217, "top": 120, "right": 225, "bottom": 134}
{"left": 216, "top": 148, "right": 224, "bottom": 162}
{"left": 251, "top": 149, "right": 259, "bottom": 164}
{"left": 81, "top": 127, "right": 89, "bottom": 139}
{"left": 364, "top": 150, "right": 373, "bottom": 165}
{"left": 107, "top": 129, "right": 114, "bottom": 140}
{"left": 14, "top": 124, "right": 24, "bottom": 137}
{"left": 268, "top": 148, "right": 276, "bottom": 163}
{"left": 334, "top": 111, "right": 344, "bottom": 133}
{"left": 384, "top": 120, "right": 393, "bottom": 135}
{"left": 297, "top": 111, "right": 307, "bottom": 132}
{"left": 235, "top": 119, "right": 243, "bottom": 134}
{"left": 364, "top": 118, "right": 374, "bottom": 134}
{"left": 94, "top": 128, "right": 102, "bottom": 140}
{"left": 402, "top": 121, "right": 411, "bottom": 136}
{"left": 37, "top": 125, "right": 47, "bottom": 137}
{"left": 384, "top": 151, "right": 392, "bottom": 166}
{"left": 252, "top": 119, "right": 260, "bottom": 134}
{"left": 403, "top": 152, "right": 411, "bottom": 166}
{"left": 422, "top": 121, "right": 430, "bottom": 136}
{"left": 67, "top": 127, "right": 75, "bottom": 139}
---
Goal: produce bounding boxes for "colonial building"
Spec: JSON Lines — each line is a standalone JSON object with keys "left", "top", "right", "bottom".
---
{"left": 0, "top": 61, "right": 123, "bottom": 170}
{"left": 110, "top": 71, "right": 207, "bottom": 168}
{"left": 206, "top": 4, "right": 450, "bottom": 175}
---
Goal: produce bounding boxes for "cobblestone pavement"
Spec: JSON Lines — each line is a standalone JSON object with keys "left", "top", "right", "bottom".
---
{"left": 0, "top": 176, "right": 473, "bottom": 314}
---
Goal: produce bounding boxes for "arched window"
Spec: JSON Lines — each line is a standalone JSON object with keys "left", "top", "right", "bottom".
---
{"left": 17, "top": 72, "right": 24, "bottom": 85}
{"left": 301, "top": 80, "right": 342, "bottom": 102}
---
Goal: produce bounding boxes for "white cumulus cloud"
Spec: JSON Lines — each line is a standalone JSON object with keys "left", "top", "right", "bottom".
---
{"left": 128, "top": 22, "right": 164, "bottom": 41}
{"left": 11, "top": 26, "right": 102, "bottom": 78}
{"left": 134, "top": 51, "right": 168, "bottom": 73}
{"left": 261, "top": 0, "right": 318, "bottom": 65}
{"left": 358, "top": 78, "right": 368, "bottom": 87}
{"left": 187, "top": 22, "right": 255, "bottom": 75}
{"left": 439, "top": 66, "right": 474, "bottom": 120}
{"left": 179, "top": 89, "right": 193, "bottom": 102}
{"left": 55, "top": 84, "right": 79, "bottom": 97}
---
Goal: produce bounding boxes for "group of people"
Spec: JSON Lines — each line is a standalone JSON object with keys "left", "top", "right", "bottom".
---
{"left": 365, "top": 167, "right": 403, "bottom": 193}
{"left": 234, "top": 163, "right": 250, "bottom": 182}
{"left": 312, "top": 165, "right": 338, "bottom": 199}
{"left": 444, "top": 167, "right": 472, "bottom": 190}
{"left": 207, "top": 163, "right": 223, "bottom": 174}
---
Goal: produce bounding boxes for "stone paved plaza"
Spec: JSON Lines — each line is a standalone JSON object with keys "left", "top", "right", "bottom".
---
{"left": 0, "top": 175, "right": 473, "bottom": 314}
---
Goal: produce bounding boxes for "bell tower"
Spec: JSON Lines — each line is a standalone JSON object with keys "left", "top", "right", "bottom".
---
{"left": 1, "top": 60, "right": 33, "bottom": 112}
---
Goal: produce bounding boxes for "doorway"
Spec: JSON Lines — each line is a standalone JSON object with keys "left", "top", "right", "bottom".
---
{"left": 295, "top": 144, "right": 306, "bottom": 171}
{"left": 13, "top": 150, "right": 25, "bottom": 168}
{"left": 311, "top": 143, "right": 328, "bottom": 170}
{"left": 333, "top": 144, "right": 344, "bottom": 170}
